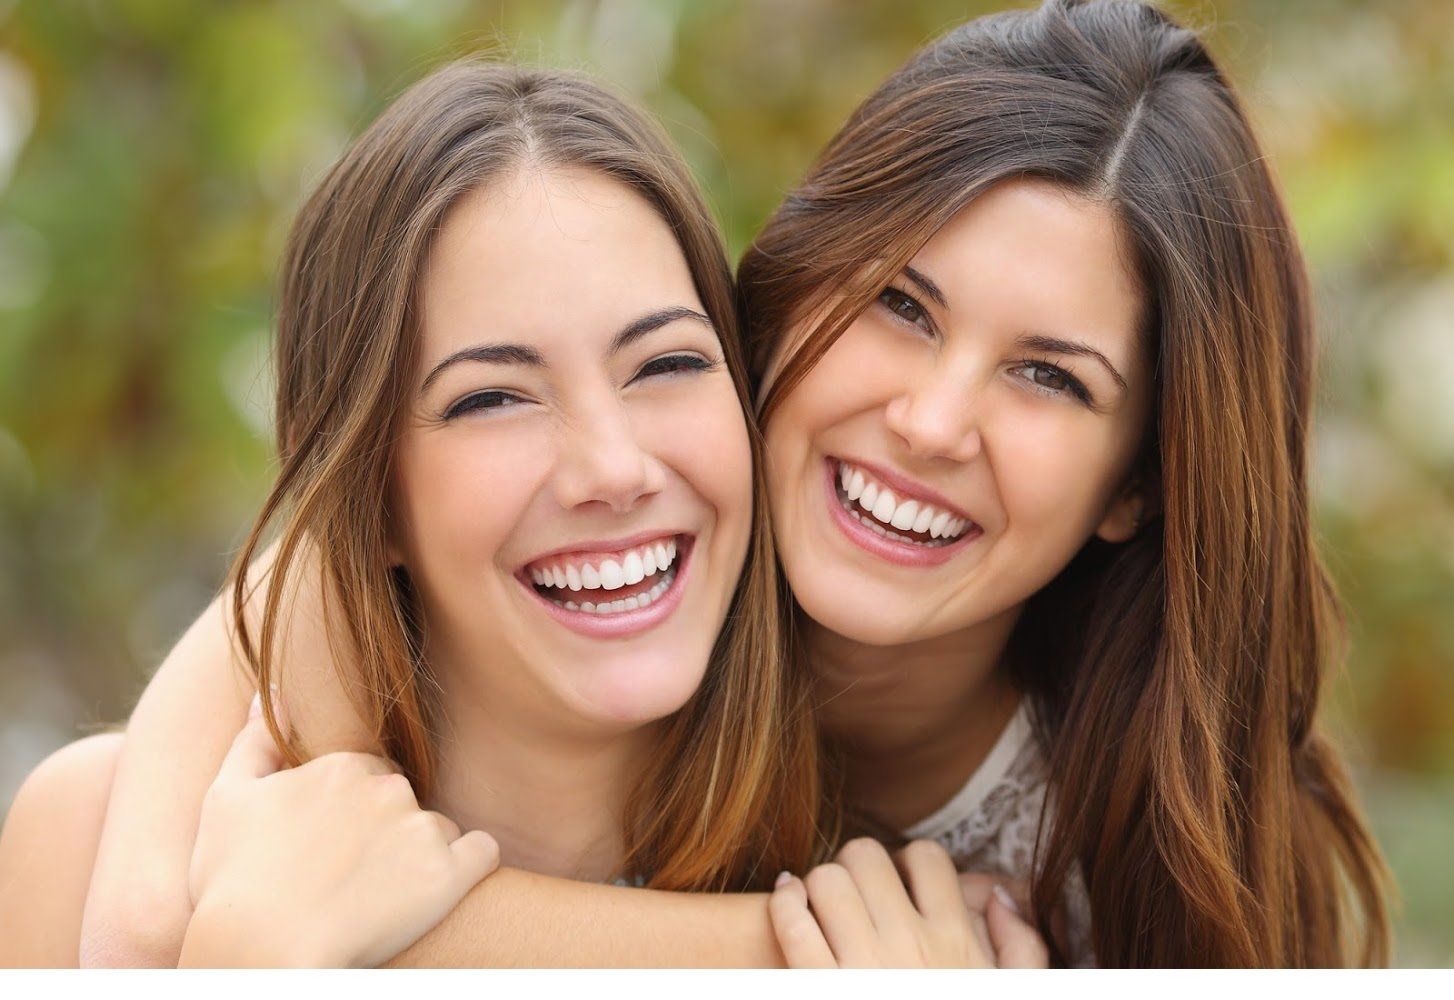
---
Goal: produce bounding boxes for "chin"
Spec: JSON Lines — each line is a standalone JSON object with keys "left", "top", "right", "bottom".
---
{"left": 565, "top": 649, "right": 711, "bottom": 730}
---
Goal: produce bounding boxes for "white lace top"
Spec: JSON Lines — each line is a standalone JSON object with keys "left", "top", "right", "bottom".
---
{"left": 902, "top": 703, "right": 1096, "bottom": 967}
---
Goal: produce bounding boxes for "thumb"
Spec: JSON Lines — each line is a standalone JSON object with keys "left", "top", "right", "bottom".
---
{"left": 445, "top": 829, "right": 500, "bottom": 897}
{"left": 986, "top": 885, "right": 1050, "bottom": 968}
{"left": 215, "top": 693, "right": 288, "bottom": 783}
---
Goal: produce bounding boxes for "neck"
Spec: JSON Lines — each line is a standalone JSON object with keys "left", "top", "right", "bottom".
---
{"left": 805, "top": 603, "right": 1024, "bottom": 831}
{"left": 425, "top": 666, "right": 654, "bottom": 885}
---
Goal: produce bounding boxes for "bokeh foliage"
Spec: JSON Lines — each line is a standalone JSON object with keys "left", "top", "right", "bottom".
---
{"left": 1, "top": 0, "right": 1450, "bottom": 965}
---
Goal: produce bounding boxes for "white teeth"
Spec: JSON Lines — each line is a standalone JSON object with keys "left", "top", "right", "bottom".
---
{"left": 623, "top": 551, "right": 644, "bottom": 586}
{"left": 891, "top": 500, "right": 919, "bottom": 531}
{"left": 912, "top": 506, "right": 935, "bottom": 533}
{"left": 599, "top": 559, "right": 625, "bottom": 590}
{"left": 530, "top": 537, "right": 680, "bottom": 599}
{"left": 543, "top": 564, "right": 678, "bottom": 615}
{"left": 836, "top": 461, "right": 977, "bottom": 548}
{"left": 871, "top": 489, "right": 897, "bottom": 524}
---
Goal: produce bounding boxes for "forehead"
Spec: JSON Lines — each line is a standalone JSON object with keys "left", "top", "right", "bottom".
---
{"left": 916, "top": 178, "right": 1145, "bottom": 357}
{"left": 417, "top": 166, "right": 702, "bottom": 359}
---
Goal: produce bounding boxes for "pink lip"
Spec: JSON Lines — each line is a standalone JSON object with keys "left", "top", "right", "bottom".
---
{"left": 521, "top": 529, "right": 688, "bottom": 570}
{"left": 519, "top": 536, "right": 693, "bottom": 640}
{"left": 822, "top": 459, "right": 981, "bottom": 567}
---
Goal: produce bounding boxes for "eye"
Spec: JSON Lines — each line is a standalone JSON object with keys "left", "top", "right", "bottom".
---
{"left": 877, "top": 287, "right": 933, "bottom": 333}
{"left": 444, "top": 390, "right": 524, "bottom": 420}
{"left": 1011, "top": 361, "right": 1093, "bottom": 405}
{"left": 631, "top": 353, "right": 718, "bottom": 382}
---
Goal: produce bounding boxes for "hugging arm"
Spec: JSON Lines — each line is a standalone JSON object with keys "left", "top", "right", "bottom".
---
{"left": 78, "top": 542, "right": 784, "bottom": 968}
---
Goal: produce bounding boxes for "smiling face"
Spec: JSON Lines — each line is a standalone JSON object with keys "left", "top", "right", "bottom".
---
{"left": 763, "top": 178, "right": 1154, "bottom": 648}
{"left": 390, "top": 166, "right": 752, "bottom": 739}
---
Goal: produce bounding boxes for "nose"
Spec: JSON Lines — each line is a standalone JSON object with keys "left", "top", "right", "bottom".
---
{"left": 884, "top": 367, "right": 984, "bottom": 464}
{"left": 552, "top": 397, "right": 665, "bottom": 514}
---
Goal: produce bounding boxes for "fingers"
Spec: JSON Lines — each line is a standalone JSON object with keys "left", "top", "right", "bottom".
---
{"left": 769, "top": 873, "right": 837, "bottom": 968}
{"left": 835, "top": 838, "right": 919, "bottom": 938}
{"left": 897, "top": 840, "right": 969, "bottom": 926}
{"left": 215, "top": 696, "right": 287, "bottom": 783}
{"left": 956, "top": 871, "right": 998, "bottom": 957}
{"left": 425, "top": 810, "right": 461, "bottom": 842}
{"left": 801, "top": 861, "right": 879, "bottom": 964}
{"left": 446, "top": 829, "right": 500, "bottom": 895}
{"left": 986, "top": 886, "right": 1050, "bottom": 968}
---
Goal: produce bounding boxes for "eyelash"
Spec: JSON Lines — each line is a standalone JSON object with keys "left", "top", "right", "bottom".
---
{"left": 442, "top": 353, "right": 719, "bottom": 420}
{"left": 876, "top": 286, "right": 1095, "bottom": 406}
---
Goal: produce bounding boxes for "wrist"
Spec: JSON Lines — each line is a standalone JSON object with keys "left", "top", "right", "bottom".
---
{"left": 180, "top": 894, "right": 341, "bottom": 968}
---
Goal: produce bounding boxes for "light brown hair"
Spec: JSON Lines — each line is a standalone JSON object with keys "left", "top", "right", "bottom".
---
{"left": 739, "top": 0, "right": 1390, "bottom": 966}
{"left": 230, "top": 61, "right": 831, "bottom": 891}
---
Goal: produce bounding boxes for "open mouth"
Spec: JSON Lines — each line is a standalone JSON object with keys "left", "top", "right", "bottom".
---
{"left": 517, "top": 533, "right": 694, "bottom": 637}
{"left": 830, "top": 459, "right": 976, "bottom": 547}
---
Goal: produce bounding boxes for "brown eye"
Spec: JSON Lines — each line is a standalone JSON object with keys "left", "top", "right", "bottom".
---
{"left": 1030, "top": 366, "right": 1069, "bottom": 391}
{"left": 878, "top": 288, "right": 928, "bottom": 328}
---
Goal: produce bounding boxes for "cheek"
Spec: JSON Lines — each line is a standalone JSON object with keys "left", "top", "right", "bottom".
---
{"left": 393, "top": 426, "right": 546, "bottom": 578}
{"left": 991, "top": 407, "right": 1127, "bottom": 537}
{"left": 638, "top": 376, "right": 753, "bottom": 527}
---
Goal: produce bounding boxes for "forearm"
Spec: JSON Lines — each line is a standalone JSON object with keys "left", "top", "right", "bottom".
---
{"left": 385, "top": 867, "right": 784, "bottom": 968}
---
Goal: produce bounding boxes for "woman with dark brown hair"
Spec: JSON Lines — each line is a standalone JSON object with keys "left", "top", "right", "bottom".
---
{"left": 2, "top": 0, "right": 1389, "bottom": 968}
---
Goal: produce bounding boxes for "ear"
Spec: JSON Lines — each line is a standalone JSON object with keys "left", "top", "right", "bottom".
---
{"left": 1094, "top": 473, "right": 1156, "bottom": 544}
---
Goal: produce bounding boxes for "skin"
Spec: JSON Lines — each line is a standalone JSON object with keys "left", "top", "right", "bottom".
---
{"left": 0, "top": 163, "right": 765, "bottom": 967}
{"left": 768, "top": 178, "right": 1153, "bottom": 831}
{"left": 383, "top": 166, "right": 753, "bottom": 881}
{"left": 0, "top": 177, "right": 1148, "bottom": 966}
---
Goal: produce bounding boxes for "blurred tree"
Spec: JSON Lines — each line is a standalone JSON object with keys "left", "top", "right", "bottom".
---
{"left": 1, "top": 0, "right": 1450, "bottom": 962}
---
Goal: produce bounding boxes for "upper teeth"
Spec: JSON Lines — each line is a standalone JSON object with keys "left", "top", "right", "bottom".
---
{"left": 837, "top": 462, "right": 970, "bottom": 540}
{"left": 528, "top": 538, "right": 678, "bottom": 592}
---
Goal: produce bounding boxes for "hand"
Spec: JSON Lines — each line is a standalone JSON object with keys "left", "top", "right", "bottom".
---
{"left": 768, "top": 838, "right": 1049, "bottom": 968}
{"left": 181, "top": 695, "right": 499, "bottom": 967}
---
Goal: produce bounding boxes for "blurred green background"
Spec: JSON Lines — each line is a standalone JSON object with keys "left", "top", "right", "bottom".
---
{"left": 1, "top": 0, "right": 1450, "bottom": 965}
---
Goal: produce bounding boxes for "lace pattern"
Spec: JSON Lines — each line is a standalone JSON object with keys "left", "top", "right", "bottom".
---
{"left": 902, "top": 704, "right": 1095, "bottom": 967}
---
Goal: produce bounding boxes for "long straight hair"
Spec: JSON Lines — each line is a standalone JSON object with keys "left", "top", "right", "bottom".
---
{"left": 230, "top": 61, "right": 833, "bottom": 891}
{"left": 739, "top": 0, "right": 1390, "bottom": 965}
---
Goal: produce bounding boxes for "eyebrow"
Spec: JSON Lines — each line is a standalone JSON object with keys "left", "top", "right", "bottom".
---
{"left": 902, "top": 265, "right": 948, "bottom": 309}
{"left": 419, "top": 306, "right": 712, "bottom": 392}
{"left": 1016, "top": 333, "right": 1129, "bottom": 393}
{"left": 899, "top": 262, "right": 1130, "bottom": 395}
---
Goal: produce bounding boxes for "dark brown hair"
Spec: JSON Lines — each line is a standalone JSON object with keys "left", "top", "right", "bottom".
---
{"left": 739, "top": 0, "right": 1390, "bottom": 966}
{"left": 231, "top": 61, "right": 831, "bottom": 891}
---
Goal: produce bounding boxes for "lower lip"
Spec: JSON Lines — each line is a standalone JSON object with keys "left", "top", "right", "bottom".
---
{"left": 519, "top": 537, "right": 693, "bottom": 639}
{"left": 821, "top": 459, "right": 981, "bottom": 568}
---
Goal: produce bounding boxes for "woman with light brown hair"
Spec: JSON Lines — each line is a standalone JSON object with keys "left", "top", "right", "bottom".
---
{"left": 3, "top": 0, "right": 1389, "bottom": 968}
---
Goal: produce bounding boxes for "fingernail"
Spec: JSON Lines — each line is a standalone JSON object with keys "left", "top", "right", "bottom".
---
{"left": 775, "top": 870, "right": 792, "bottom": 889}
{"left": 992, "top": 883, "right": 1021, "bottom": 917}
{"left": 247, "top": 692, "right": 262, "bottom": 719}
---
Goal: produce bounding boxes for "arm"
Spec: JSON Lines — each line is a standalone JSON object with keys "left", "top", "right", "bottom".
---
{"left": 81, "top": 541, "right": 786, "bottom": 968}
{"left": 80, "top": 543, "right": 376, "bottom": 967}
{"left": 0, "top": 734, "right": 124, "bottom": 967}
{"left": 386, "top": 872, "right": 782, "bottom": 968}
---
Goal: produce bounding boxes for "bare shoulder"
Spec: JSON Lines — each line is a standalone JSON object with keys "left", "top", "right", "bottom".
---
{"left": 0, "top": 733, "right": 124, "bottom": 968}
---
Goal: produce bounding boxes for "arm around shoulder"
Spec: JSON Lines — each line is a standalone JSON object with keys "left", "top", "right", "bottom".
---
{"left": 386, "top": 867, "right": 785, "bottom": 968}
{"left": 0, "top": 733, "right": 124, "bottom": 968}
